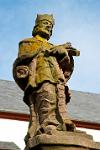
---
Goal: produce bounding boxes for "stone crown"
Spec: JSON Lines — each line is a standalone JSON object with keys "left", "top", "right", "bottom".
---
{"left": 35, "top": 14, "right": 55, "bottom": 26}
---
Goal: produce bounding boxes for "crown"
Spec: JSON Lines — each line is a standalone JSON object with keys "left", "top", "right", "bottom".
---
{"left": 35, "top": 14, "right": 55, "bottom": 26}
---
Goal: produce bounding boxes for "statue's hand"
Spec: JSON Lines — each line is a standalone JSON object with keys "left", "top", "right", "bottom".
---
{"left": 51, "top": 45, "right": 67, "bottom": 55}
{"left": 50, "top": 45, "right": 70, "bottom": 62}
{"left": 16, "top": 65, "right": 29, "bottom": 78}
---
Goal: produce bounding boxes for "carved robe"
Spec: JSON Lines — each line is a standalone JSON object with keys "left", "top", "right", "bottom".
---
{"left": 13, "top": 35, "right": 74, "bottom": 105}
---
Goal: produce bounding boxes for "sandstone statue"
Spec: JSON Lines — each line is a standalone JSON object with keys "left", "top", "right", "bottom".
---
{"left": 13, "top": 14, "right": 80, "bottom": 145}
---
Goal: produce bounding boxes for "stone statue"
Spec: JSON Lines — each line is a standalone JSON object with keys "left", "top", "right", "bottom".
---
{"left": 13, "top": 14, "right": 80, "bottom": 146}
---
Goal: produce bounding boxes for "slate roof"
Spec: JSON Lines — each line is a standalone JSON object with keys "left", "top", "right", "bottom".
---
{"left": 0, "top": 79, "right": 100, "bottom": 124}
{"left": 0, "top": 80, "right": 28, "bottom": 114}
{"left": 0, "top": 141, "right": 20, "bottom": 150}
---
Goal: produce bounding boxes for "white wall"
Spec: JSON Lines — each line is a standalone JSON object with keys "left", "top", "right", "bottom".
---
{"left": 0, "top": 119, "right": 28, "bottom": 149}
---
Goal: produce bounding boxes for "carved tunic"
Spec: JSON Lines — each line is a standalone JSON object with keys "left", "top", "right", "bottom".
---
{"left": 13, "top": 36, "right": 66, "bottom": 93}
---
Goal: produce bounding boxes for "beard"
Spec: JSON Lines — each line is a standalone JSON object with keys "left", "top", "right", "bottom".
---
{"left": 32, "top": 26, "right": 52, "bottom": 40}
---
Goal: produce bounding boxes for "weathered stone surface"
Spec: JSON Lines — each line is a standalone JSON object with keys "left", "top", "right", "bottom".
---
{"left": 25, "top": 130, "right": 100, "bottom": 150}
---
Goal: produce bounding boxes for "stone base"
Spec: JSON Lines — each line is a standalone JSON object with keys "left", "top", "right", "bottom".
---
{"left": 25, "top": 130, "right": 100, "bottom": 150}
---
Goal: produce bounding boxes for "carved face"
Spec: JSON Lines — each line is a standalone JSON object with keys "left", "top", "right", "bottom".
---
{"left": 33, "top": 20, "right": 53, "bottom": 40}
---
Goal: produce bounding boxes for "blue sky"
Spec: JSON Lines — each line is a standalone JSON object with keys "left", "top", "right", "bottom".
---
{"left": 0, "top": 0, "right": 100, "bottom": 93}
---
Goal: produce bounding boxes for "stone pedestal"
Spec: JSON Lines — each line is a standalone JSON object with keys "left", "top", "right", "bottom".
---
{"left": 25, "top": 130, "right": 100, "bottom": 150}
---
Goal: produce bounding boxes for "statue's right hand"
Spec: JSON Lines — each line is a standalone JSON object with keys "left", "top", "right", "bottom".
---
{"left": 16, "top": 65, "right": 29, "bottom": 78}
{"left": 50, "top": 45, "right": 68, "bottom": 56}
{"left": 50, "top": 45, "right": 70, "bottom": 62}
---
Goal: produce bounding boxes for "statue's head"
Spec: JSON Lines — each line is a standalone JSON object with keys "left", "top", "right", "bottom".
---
{"left": 32, "top": 14, "right": 55, "bottom": 40}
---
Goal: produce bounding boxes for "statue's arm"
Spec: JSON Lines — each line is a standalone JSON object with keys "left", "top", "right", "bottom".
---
{"left": 13, "top": 41, "right": 38, "bottom": 90}
{"left": 47, "top": 43, "right": 80, "bottom": 81}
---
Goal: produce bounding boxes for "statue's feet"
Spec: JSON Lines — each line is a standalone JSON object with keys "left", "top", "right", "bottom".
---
{"left": 63, "top": 119, "right": 76, "bottom": 131}
{"left": 56, "top": 119, "right": 76, "bottom": 131}
{"left": 36, "top": 124, "right": 57, "bottom": 135}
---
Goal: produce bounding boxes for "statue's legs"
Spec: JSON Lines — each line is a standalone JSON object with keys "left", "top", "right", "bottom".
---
{"left": 56, "top": 81, "right": 75, "bottom": 131}
{"left": 24, "top": 82, "right": 59, "bottom": 139}
{"left": 34, "top": 82, "right": 59, "bottom": 133}
{"left": 25, "top": 81, "right": 75, "bottom": 140}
